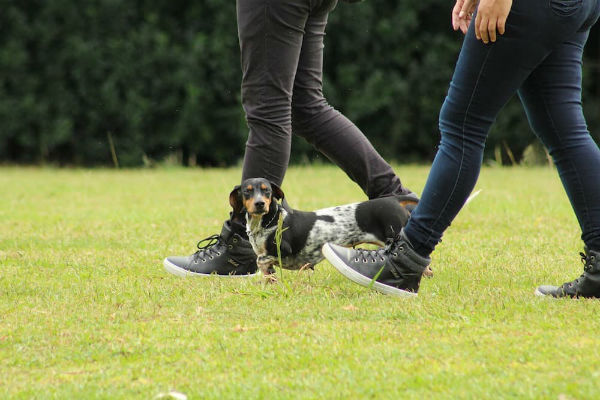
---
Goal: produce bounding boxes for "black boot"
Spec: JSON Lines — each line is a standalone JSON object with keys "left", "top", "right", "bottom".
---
{"left": 164, "top": 220, "right": 258, "bottom": 277}
{"left": 536, "top": 247, "right": 600, "bottom": 298}
{"left": 322, "top": 230, "right": 431, "bottom": 297}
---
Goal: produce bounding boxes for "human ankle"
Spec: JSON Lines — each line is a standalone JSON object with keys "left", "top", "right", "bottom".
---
{"left": 400, "top": 229, "right": 431, "bottom": 259}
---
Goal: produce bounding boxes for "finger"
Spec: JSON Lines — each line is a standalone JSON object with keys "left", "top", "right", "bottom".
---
{"left": 459, "top": 0, "right": 473, "bottom": 18}
{"left": 452, "top": 1, "right": 462, "bottom": 30}
{"left": 475, "top": 13, "right": 482, "bottom": 40}
{"left": 479, "top": 16, "right": 490, "bottom": 43}
{"left": 452, "top": 9, "right": 460, "bottom": 30}
{"left": 460, "top": 15, "right": 471, "bottom": 34}
{"left": 460, "top": 18, "right": 469, "bottom": 34}
{"left": 497, "top": 17, "right": 507, "bottom": 35}
{"left": 488, "top": 18, "right": 497, "bottom": 42}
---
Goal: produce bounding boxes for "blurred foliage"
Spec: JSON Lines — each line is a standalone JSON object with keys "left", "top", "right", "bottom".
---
{"left": 0, "top": 0, "right": 598, "bottom": 166}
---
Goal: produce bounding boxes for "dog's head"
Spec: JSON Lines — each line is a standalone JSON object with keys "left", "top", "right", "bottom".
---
{"left": 229, "top": 178, "right": 285, "bottom": 216}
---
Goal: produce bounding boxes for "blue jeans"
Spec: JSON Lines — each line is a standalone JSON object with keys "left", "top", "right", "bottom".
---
{"left": 405, "top": 0, "right": 600, "bottom": 256}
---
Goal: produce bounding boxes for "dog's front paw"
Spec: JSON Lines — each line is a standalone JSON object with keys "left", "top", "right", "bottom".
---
{"left": 257, "top": 256, "right": 278, "bottom": 276}
{"left": 264, "top": 273, "right": 278, "bottom": 284}
{"left": 299, "top": 263, "right": 314, "bottom": 272}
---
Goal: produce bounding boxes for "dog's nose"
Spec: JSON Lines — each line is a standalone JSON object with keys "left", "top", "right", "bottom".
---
{"left": 254, "top": 200, "right": 265, "bottom": 209}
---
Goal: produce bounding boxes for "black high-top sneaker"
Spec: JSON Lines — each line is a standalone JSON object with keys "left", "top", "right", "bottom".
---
{"left": 535, "top": 247, "right": 600, "bottom": 298}
{"left": 164, "top": 220, "right": 258, "bottom": 277}
{"left": 322, "top": 230, "right": 431, "bottom": 297}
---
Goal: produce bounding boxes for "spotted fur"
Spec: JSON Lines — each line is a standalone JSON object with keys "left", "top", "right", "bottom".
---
{"left": 231, "top": 178, "right": 412, "bottom": 275}
{"left": 273, "top": 203, "right": 381, "bottom": 270}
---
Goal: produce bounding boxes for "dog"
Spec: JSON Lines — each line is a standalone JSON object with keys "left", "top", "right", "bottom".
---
{"left": 229, "top": 178, "right": 426, "bottom": 277}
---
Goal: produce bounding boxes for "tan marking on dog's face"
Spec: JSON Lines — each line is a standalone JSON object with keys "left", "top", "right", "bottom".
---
{"left": 243, "top": 184, "right": 254, "bottom": 213}
{"left": 256, "top": 182, "right": 272, "bottom": 214}
{"left": 244, "top": 197, "right": 255, "bottom": 213}
{"left": 241, "top": 180, "right": 272, "bottom": 215}
{"left": 261, "top": 194, "right": 272, "bottom": 213}
{"left": 246, "top": 193, "right": 270, "bottom": 215}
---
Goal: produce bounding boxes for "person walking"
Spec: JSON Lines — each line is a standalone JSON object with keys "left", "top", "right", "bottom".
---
{"left": 164, "top": 0, "right": 418, "bottom": 277}
{"left": 323, "top": 0, "right": 600, "bottom": 298}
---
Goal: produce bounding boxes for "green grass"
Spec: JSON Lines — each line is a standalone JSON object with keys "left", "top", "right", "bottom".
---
{"left": 2, "top": 165, "right": 600, "bottom": 399}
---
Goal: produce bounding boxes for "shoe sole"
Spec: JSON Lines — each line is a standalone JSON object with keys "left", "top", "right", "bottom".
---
{"left": 163, "top": 258, "right": 259, "bottom": 278}
{"left": 534, "top": 288, "right": 570, "bottom": 298}
{"left": 322, "top": 244, "right": 417, "bottom": 298}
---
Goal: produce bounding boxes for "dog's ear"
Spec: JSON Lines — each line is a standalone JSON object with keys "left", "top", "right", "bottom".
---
{"left": 270, "top": 182, "right": 293, "bottom": 213}
{"left": 229, "top": 185, "right": 244, "bottom": 214}
{"left": 270, "top": 182, "right": 285, "bottom": 200}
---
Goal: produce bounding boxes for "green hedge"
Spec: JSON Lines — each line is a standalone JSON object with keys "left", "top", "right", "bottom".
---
{"left": 1, "top": 0, "right": 598, "bottom": 166}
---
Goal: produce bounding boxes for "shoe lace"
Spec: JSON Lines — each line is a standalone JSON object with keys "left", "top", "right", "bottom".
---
{"left": 351, "top": 234, "right": 404, "bottom": 264}
{"left": 353, "top": 246, "right": 386, "bottom": 264}
{"left": 564, "top": 252, "right": 591, "bottom": 289}
{"left": 385, "top": 234, "right": 407, "bottom": 257}
{"left": 581, "top": 252, "right": 594, "bottom": 272}
{"left": 193, "top": 234, "right": 225, "bottom": 262}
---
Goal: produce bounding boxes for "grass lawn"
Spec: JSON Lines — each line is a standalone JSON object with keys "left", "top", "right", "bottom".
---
{"left": 1, "top": 165, "right": 600, "bottom": 399}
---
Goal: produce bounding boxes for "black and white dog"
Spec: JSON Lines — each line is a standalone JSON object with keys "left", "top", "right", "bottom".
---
{"left": 229, "top": 178, "right": 423, "bottom": 276}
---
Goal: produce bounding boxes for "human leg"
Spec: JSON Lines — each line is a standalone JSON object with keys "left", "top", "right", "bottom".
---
{"left": 239, "top": 0, "right": 310, "bottom": 186}
{"left": 324, "top": 21, "right": 535, "bottom": 294}
{"left": 164, "top": 0, "right": 311, "bottom": 276}
{"left": 291, "top": 1, "right": 414, "bottom": 200}
{"left": 515, "top": 30, "right": 600, "bottom": 297}
{"left": 518, "top": 31, "right": 600, "bottom": 252}
{"left": 324, "top": 0, "right": 599, "bottom": 294}
{"left": 404, "top": 0, "right": 600, "bottom": 257}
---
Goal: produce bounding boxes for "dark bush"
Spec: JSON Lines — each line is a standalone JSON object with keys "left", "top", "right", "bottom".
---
{"left": 0, "top": 0, "right": 598, "bottom": 166}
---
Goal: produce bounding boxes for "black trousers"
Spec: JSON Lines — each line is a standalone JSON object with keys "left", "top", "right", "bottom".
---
{"left": 237, "top": 0, "right": 411, "bottom": 199}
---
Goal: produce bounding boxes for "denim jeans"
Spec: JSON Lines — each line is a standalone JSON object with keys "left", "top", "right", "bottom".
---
{"left": 237, "top": 0, "right": 411, "bottom": 198}
{"left": 405, "top": 0, "right": 600, "bottom": 256}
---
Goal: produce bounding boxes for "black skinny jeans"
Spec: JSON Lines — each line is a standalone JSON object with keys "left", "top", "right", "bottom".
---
{"left": 237, "top": 0, "right": 411, "bottom": 199}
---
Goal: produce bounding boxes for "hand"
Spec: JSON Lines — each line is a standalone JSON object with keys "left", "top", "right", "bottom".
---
{"left": 452, "top": 0, "right": 477, "bottom": 34}
{"left": 473, "top": 0, "right": 512, "bottom": 43}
